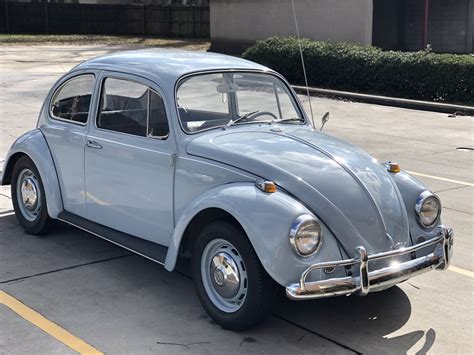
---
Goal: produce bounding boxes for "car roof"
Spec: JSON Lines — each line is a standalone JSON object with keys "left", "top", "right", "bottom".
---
{"left": 73, "top": 49, "right": 271, "bottom": 84}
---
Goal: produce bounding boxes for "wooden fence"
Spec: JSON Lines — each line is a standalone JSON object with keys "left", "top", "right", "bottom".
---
{"left": 0, "top": 2, "right": 210, "bottom": 37}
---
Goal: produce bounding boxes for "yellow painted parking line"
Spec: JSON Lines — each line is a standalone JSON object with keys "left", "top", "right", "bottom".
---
{"left": 406, "top": 171, "right": 474, "bottom": 187}
{"left": 0, "top": 290, "right": 103, "bottom": 355}
{"left": 448, "top": 266, "right": 474, "bottom": 278}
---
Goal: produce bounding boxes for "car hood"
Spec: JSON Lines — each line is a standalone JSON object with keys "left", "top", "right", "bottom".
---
{"left": 186, "top": 126, "right": 411, "bottom": 255}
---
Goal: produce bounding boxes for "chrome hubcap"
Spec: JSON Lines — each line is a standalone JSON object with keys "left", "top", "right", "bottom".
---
{"left": 201, "top": 239, "right": 248, "bottom": 313}
{"left": 16, "top": 169, "right": 41, "bottom": 221}
{"left": 211, "top": 252, "right": 240, "bottom": 298}
{"left": 21, "top": 178, "right": 38, "bottom": 208}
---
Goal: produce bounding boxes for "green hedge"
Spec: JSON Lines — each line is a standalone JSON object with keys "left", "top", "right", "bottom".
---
{"left": 242, "top": 37, "right": 474, "bottom": 105}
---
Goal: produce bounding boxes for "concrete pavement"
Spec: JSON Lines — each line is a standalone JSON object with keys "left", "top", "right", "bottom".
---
{"left": 0, "top": 45, "right": 473, "bottom": 354}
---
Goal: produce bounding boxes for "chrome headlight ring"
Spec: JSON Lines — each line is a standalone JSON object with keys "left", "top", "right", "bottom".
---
{"left": 415, "top": 191, "right": 442, "bottom": 228}
{"left": 289, "top": 214, "right": 323, "bottom": 257}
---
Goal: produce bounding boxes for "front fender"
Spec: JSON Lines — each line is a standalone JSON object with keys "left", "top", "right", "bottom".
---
{"left": 165, "top": 183, "right": 344, "bottom": 286}
{"left": 391, "top": 171, "right": 445, "bottom": 260}
{"left": 1, "top": 129, "right": 63, "bottom": 218}
{"left": 391, "top": 171, "right": 443, "bottom": 235}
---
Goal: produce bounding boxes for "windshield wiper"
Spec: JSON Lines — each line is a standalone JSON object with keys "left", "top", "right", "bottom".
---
{"left": 225, "top": 110, "right": 259, "bottom": 128}
{"left": 272, "top": 117, "right": 305, "bottom": 124}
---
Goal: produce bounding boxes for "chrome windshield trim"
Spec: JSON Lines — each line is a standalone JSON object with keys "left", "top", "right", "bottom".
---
{"left": 174, "top": 69, "right": 308, "bottom": 135}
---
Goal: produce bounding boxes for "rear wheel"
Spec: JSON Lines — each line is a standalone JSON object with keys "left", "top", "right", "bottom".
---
{"left": 192, "top": 221, "right": 275, "bottom": 331}
{"left": 11, "top": 156, "right": 56, "bottom": 235}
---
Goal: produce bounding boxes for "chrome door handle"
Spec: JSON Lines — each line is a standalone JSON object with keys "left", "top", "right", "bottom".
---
{"left": 85, "top": 140, "right": 103, "bottom": 149}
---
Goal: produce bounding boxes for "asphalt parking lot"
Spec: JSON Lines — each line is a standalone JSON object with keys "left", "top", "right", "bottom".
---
{"left": 0, "top": 45, "right": 473, "bottom": 354}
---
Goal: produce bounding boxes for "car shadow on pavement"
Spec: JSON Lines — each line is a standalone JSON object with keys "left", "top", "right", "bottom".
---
{"left": 273, "top": 279, "right": 436, "bottom": 354}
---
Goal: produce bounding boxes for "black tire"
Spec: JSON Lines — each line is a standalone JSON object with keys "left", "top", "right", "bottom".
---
{"left": 192, "top": 220, "right": 275, "bottom": 331}
{"left": 11, "top": 156, "right": 56, "bottom": 235}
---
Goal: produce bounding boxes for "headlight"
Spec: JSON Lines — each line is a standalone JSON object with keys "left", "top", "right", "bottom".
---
{"left": 415, "top": 191, "right": 441, "bottom": 228}
{"left": 289, "top": 214, "right": 323, "bottom": 257}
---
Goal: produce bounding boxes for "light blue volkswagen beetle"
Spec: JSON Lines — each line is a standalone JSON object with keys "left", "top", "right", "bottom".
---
{"left": 0, "top": 49, "right": 453, "bottom": 330}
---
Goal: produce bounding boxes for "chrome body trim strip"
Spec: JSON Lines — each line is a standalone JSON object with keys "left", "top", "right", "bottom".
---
{"left": 286, "top": 225, "right": 453, "bottom": 300}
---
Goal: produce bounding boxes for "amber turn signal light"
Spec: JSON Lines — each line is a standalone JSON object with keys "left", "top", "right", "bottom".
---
{"left": 256, "top": 180, "right": 277, "bottom": 193}
{"left": 386, "top": 162, "right": 401, "bottom": 173}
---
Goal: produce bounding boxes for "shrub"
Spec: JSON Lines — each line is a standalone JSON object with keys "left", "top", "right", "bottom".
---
{"left": 242, "top": 37, "right": 474, "bottom": 105}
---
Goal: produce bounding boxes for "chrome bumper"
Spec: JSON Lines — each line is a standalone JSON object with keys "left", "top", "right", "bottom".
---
{"left": 286, "top": 225, "right": 453, "bottom": 300}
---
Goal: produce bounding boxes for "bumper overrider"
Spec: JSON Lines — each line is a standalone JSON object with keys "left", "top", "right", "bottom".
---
{"left": 286, "top": 225, "right": 453, "bottom": 300}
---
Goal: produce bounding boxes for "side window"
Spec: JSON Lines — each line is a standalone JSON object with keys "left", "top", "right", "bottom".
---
{"left": 97, "top": 77, "right": 169, "bottom": 139}
{"left": 98, "top": 78, "right": 148, "bottom": 136}
{"left": 50, "top": 75, "right": 94, "bottom": 124}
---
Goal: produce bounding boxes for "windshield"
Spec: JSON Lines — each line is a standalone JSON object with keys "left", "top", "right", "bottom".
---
{"left": 176, "top": 72, "right": 305, "bottom": 133}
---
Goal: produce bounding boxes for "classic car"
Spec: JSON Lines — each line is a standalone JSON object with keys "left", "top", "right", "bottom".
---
{"left": 0, "top": 49, "right": 453, "bottom": 331}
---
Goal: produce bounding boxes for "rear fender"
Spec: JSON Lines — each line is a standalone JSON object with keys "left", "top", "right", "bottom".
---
{"left": 1, "top": 129, "right": 63, "bottom": 218}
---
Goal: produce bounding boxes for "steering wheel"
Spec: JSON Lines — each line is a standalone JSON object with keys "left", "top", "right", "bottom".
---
{"left": 249, "top": 111, "right": 279, "bottom": 121}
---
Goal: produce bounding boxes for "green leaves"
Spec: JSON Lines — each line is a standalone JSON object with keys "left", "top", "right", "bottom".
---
{"left": 242, "top": 37, "right": 474, "bottom": 105}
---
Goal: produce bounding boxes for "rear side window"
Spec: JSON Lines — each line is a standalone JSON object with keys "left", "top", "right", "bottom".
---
{"left": 97, "top": 77, "right": 169, "bottom": 139}
{"left": 50, "top": 74, "right": 94, "bottom": 124}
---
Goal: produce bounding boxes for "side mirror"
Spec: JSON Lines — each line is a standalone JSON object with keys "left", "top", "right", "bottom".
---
{"left": 320, "top": 112, "right": 330, "bottom": 131}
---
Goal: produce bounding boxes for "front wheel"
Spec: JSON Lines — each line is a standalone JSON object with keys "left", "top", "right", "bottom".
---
{"left": 192, "top": 221, "right": 275, "bottom": 331}
{"left": 11, "top": 156, "right": 56, "bottom": 235}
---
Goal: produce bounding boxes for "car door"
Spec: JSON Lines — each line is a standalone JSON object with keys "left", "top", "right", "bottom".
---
{"left": 41, "top": 73, "right": 96, "bottom": 218}
{"left": 84, "top": 73, "right": 175, "bottom": 246}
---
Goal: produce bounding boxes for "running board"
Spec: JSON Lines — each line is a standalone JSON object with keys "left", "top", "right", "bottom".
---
{"left": 58, "top": 211, "right": 168, "bottom": 265}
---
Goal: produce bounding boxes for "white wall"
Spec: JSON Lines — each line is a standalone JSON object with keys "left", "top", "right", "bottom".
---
{"left": 210, "top": 0, "right": 373, "bottom": 53}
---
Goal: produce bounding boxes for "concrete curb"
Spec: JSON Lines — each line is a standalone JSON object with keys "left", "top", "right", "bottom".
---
{"left": 292, "top": 86, "right": 474, "bottom": 116}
